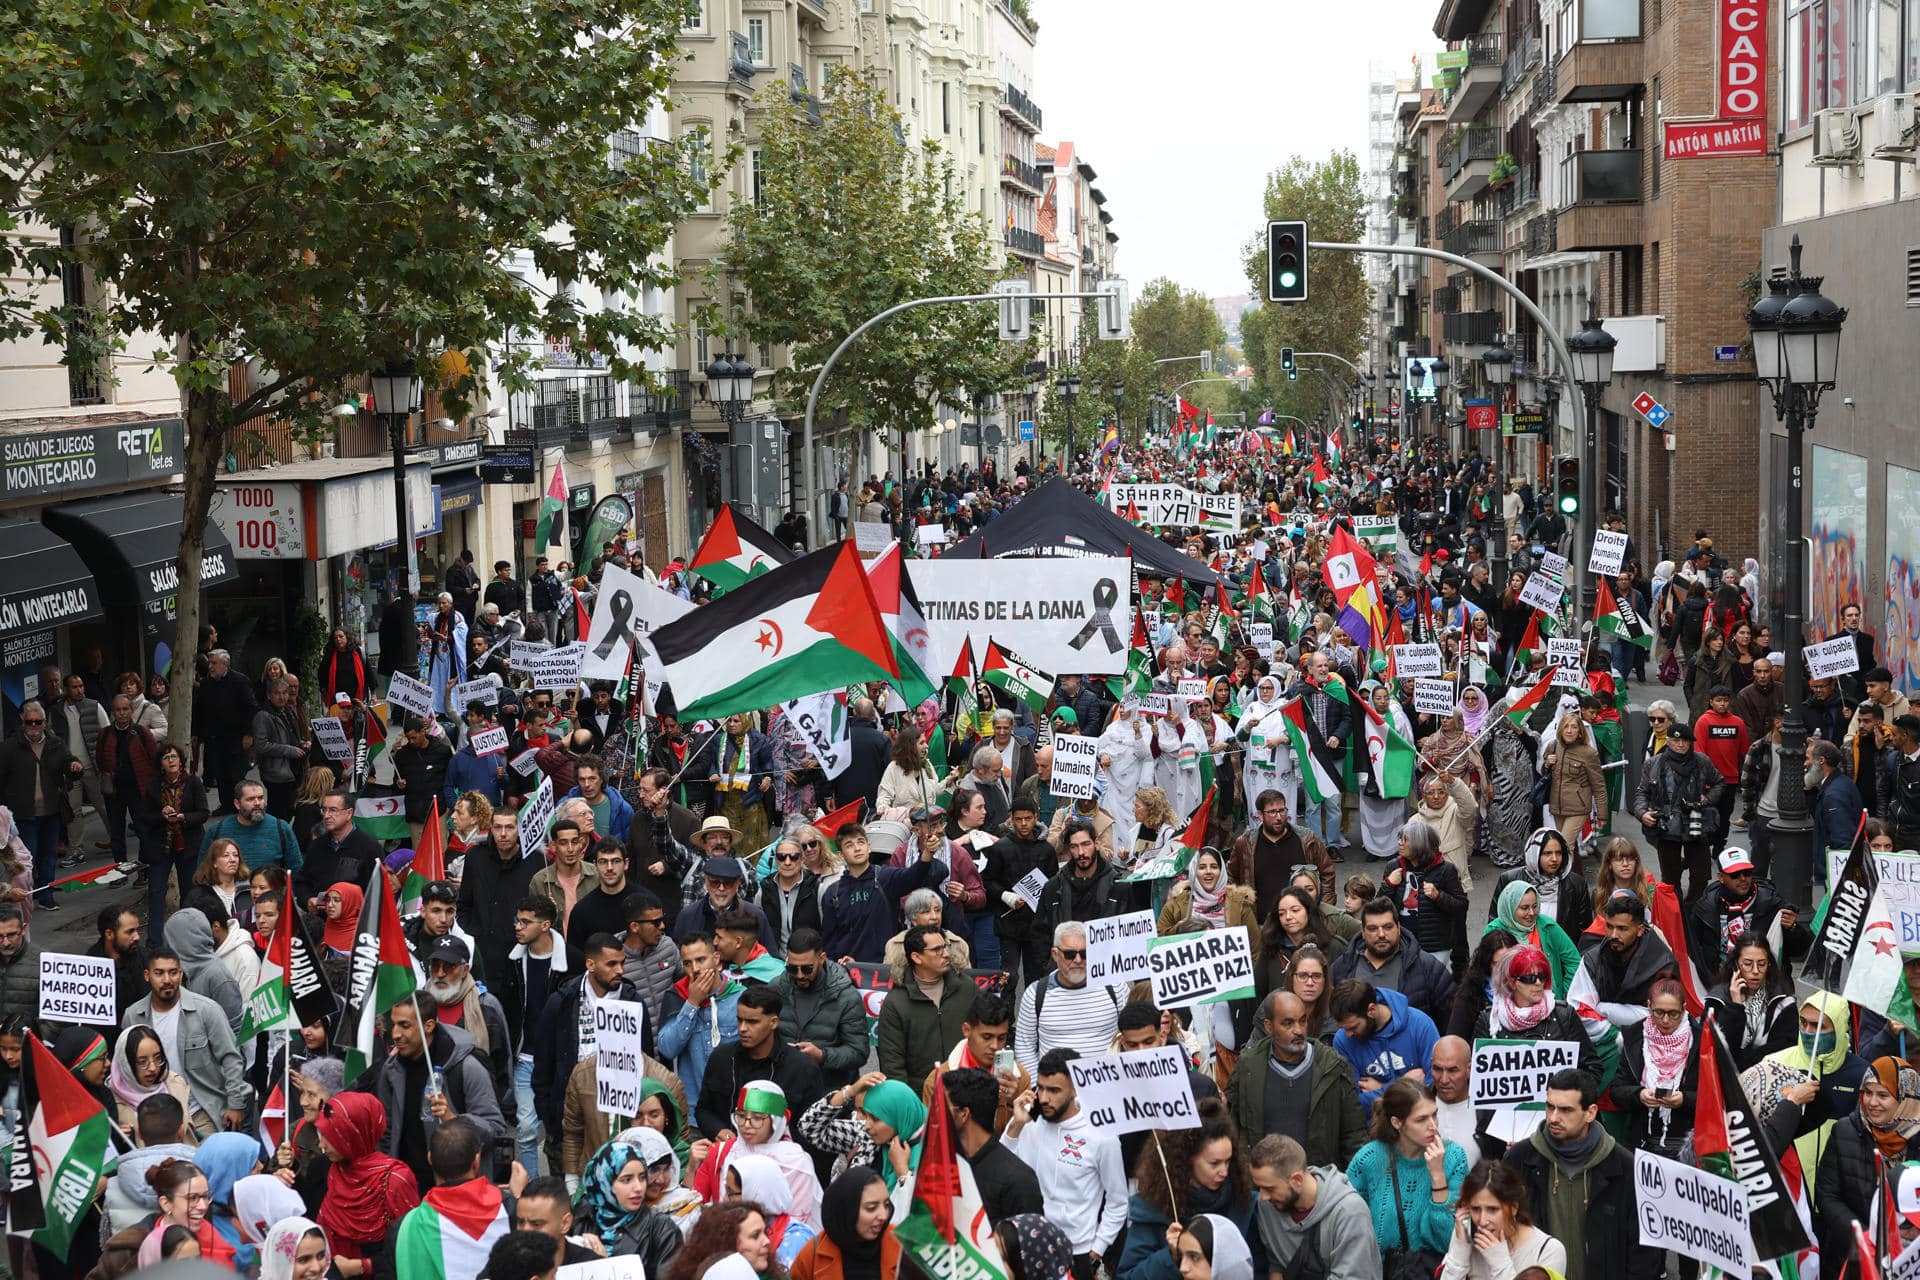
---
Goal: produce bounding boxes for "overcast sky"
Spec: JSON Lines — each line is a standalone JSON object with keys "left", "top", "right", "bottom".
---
{"left": 1033, "top": 0, "right": 1442, "bottom": 301}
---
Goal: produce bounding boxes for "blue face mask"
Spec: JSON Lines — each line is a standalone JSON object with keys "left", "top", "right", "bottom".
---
{"left": 1800, "top": 1029, "right": 1837, "bottom": 1056}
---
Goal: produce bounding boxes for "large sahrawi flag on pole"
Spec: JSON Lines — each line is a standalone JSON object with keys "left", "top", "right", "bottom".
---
{"left": 6, "top": 1032, "right": 118, "bottom": 1253}
{"left": 340, "top": 863, "right": 419, "bottom": 1082}
{"left": 895, "top": 1070, "right": 1012, "bottom": 1280}
{"left": 1694, "top": 1012, "right": 1813, "bottom": 1263}
{"left": 688, "top": 503, "right": 794, "bottom": 594}
{"left": 240, "top": 884, "right": 338, "bottom": 1040}
{"left": 1804, "top": 836, "right": 1876, "bottom": 991}
{"left": 650, "top": 542, "right": 900, "bottom": 721}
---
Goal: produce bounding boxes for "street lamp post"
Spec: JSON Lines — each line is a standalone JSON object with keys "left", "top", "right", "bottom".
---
{"left": 706, "top": 351, "right": 758, "bottom": 522}
{"left": 1748, "top": 234, "right": 1847, "bottom": 909}
{"left": 1483, "top": 334, "right": 1514, "bottom": 586}
{"left": 371, "top": 357, "right": 421, "bottom": 594}
{"left": 1058, "top": 372, "right": 1081, "bottom": 467}
{"left": 1428, "top": 356, "right": 1450, "bottom": 468}
{"left": 1566, "top": 310, "right": 1617, "bottom": 612}
{"left": 1111, "top": 379, "right": 1126, "bottom": 446}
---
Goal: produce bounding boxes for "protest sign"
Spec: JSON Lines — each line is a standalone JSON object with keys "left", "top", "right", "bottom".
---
{"left": 386, "top": 671, "right": 434, "bottom": 720}
{"left": 1547, "top": 637, "right": 1584, "bottom": 687}
{"left": 1633, "top": 1149, "right": 1750, "bottom": 1279}
{"left": 1085, "top": 910, "right": 1158, "bottom": 988}
{"left": 39, "top": 953, "right": 117, "bottom": 1026}
{"left": 557, "top": 1258, "right": 648, "bottom": 1280}
{"left": 1195, "top": 491, "right": 1242, "bottom": 531}
{"left": 510, "top": 638, "right": 552, "bottom": 666}
{"left": 1248, "top": 622, "right": 1274, "bottom": 657}
{"left": 1805, "top": 635, "right": 1862, "bottom": 679}
{"left": 524, "top": 642, "right": 586, "bottom": 691}
{"left": 1176, "top": 677, "right": 1208, "bottom": 703}
{"left": 780, "top": 692, "right": 853, "bottom": 780}
{"left": 916, "top": 523, "right": 949, "bottom": 549}
{"left": 1147, "top": 930, "right": 1255, "bottom": 1009}
{"left": 910, "top": 557, "right": 1132, "bottom": 675}
{"left": 1470, "top": 1038, "right": 1581, "bottom": 1107}
{"left": 1393, "top": 644, "right": 1444, "bottom": 678}
{"left": 1108, "top": 483, "right": 1198, "bottom": 528}
{"left": 1012, "top": 867, "right": 1049, "bottom": 911}
{"left": 1051, "top": 733, "right": 1100, "bottom": 800}
{"left": 509, "top": 748, "right": 542, "bottom": 777}
{"left": 581, "top": 565, "right": 652, "bottom": 681}
{"left": 309, "top": 717, "right": 350, "bottom": 759}
{"left": 1124, "top": 693, "right": 1170, "bottom": 718}
{"left": 1902, "top": 1162, "right": 1920, "bottom": 1214}
{"left": 1353, "top": 516, "right": 1399, "bottom": 553}
{"left": 1413, "top": 678, "right": 1457, "bottom": 716}
{"left": 1537, "top": 550, "right": 1570, "bottom": 584}
{"left": 1588, "top": 530, "right": 1630, "bottom": 577}
{"left": 1828, "top": 850, "right": 1920, "bottom": 951}
{"left": 1519, "top": 572, "right": 1564, "bottom": 612}
{"left": 452, "top": 676, "right": 498, "bottom": 708}
{"left": 853, "top": 522, "right": 893, "bottom": 555}
{"left": 1067, "top": 1046, "right": 1200, "bottom": 1134}
{"left": 519, "top": 774, "right": 556, "bottom": 841}
{"left": 592, "top": 998, "right": 648, "bottom": 1115}
{"left": 470, "top": 725, "right": 509, "bottom": 757}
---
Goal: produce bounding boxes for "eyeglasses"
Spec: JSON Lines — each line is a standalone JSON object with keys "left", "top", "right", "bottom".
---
{"left": 774, "top": 851, "right": 801, "bottom": 862}
{"left": 801, "top": 839, "right": 821, "bottom": 848}
{"left": 1649, "top": 1007, "right": 1685, "bottom": 1021}
{"left": 1647, "top": 715, "right": 1669, "bottom": 724}
{"left": 785, "top": 963, "right": 817, "bottom": 975}
{"left": 513, "top": 917, "right": 542, "bottom": 929}
{"left": 1512, "top": 972, "right": 1549, "bottom": 985}
{"left": 1057, "top": 948, "right": 1086, "bottom": 960}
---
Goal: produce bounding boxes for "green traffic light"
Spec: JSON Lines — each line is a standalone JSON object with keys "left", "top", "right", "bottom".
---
{"left": 1278, "top": 270, "right": 1298, "bottom": 288}
{"left": 1557, "top": 495, "right": 1579, "bottom": 515}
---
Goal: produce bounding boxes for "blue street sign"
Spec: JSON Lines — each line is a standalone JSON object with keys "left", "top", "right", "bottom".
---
{"left": 1714, "top": 345, "right": 1740, "bottom": 362}
{"left": 1017, "top": 419, "right": 1035, "bottom": 441}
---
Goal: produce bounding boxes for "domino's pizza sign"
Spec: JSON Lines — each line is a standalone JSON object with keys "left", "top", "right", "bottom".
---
{"left": 1631, "top": 392, "right": 1671, "bottom": 429}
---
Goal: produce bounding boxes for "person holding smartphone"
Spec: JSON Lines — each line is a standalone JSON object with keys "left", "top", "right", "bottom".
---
{"left": 1438, "top": 1162, "right": 1566, "bottom": 1280}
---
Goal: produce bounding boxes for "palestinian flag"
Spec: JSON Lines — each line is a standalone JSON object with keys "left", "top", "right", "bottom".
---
{"left": 352, "top": 794, "right": 409, "bottom": 841}
{"left": 1501, "top": 667, "right": 1556, "bottom": 727}
{"left": 1285, "top": 581, "right": 1312, "bottom": 645}
{"left": 339, "top": 863, "right": 418, "bottom": 1082}
{"left": 1277, "top": 698, "right": 1339, "bottom": 805}
{"left": 980, "top": 642, "right": 1054, "bottom": 715}
{"left": 688, "top": 503, "right": 794, "bottom": 595}
{"left": 1310, "top": 454, "right": 1331, "bottom": 493}
{"left": 399, "top": 796, "right": 449, "bottom": 916}
{"left": 812, "top": 797, "right": 864, "bottom": 853}
{"left": 1109, "top": 611, "right": 1157, "bottom": 702}
{"left": 394, "top": 1180, "right": 511, "bottom": 1280}
{"left": 1842, "top": 876, "right": 1918, "bottom": 1023}
{"left": 531, "top": 457, "right": 568, "bottom": 552}
{"left": 1326, "top": 433, "right": 1344, "bottom": 470}
{"left": 1594, "top": 577, "right": 1652, "bottom": 650}
{"left": 353, "top": 705, "right": 390, "bottom": 791}
{"left": 239, "top": 885, "right": 336, "bottom": 1039}
{"left": 260, "top": 1083, "right": 287, "bottom": 1152}
{"left": 895, "top": 1072, "right": 1013, "bottom": 1280}
{"left": 6, "top": 1033, "right": 118, "bottom": 1254}
{"left": 1354, "top": 695, "right": 1416, "bottom": 800}
{"left": 1509, "top": 609, "right": 1550, "bottom": 674}
{"left": 870, "top": 544, "right": 940, "bottom": 706}
{"left": 651, "top": 542, "right": 899, "bottom": 721}
{"left": 1695, "top": 1012, "right": 1813, "bottom": 1263}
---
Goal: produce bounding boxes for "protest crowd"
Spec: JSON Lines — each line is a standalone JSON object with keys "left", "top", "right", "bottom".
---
{"left": 2, "top": 416, "right": 1916, "bottom": 1280}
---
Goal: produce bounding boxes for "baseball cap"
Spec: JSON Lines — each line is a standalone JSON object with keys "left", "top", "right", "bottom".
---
{"left": 1717, "top": 848, "right": 1755, "bottom": 876}
{"left": 424, "top": 935, "right": 471, "bottom": 967}
{"left": 334, "top": 692, "right": 352, "bottom": 706}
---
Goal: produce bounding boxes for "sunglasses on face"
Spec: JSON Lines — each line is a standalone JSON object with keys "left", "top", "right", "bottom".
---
{"left": 786, "top": 963, "right": 817, "bottom": 975}
{"left": 634, "top": 916, "right": 665, "bottom": 928}
{"left": 774, "top": 851, "right": 800, "bottom": 862}
{"left": 1647, "top": 715, "right": 1669, "bottom": 724}
{"left": 1057, "top": 948, "right": 1086, "bottom": 960}
{"left": 20, "top": 717, "right": 42, "bottom": 725}
{"left": 1512, "top": 972, "right": 1549, "bottom": 985}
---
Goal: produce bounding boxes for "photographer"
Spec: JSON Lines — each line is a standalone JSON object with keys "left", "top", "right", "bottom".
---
{"left": 1632, "top": 722, "right": 1728, "bottom": 910}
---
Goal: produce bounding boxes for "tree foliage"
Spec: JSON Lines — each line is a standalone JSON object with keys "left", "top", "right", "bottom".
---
{"left": 727, "top": 69, "right": 1027, "bottom": 440}
{"left": 1240, "top": 151, "right": 1369, "bottom": 428}
{"left": 1034, "top": 307, "right": 1156, "bottom": 455}
{"left": 0, "top": 0, "right": 709, "bottom": 743}
{"left": 1128, "top": 276, "right": 1226, "bottom": 392}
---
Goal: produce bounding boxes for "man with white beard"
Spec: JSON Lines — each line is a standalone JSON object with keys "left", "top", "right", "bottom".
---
{"left": 423, "top": 935, "right": 514, "bottom": 1114}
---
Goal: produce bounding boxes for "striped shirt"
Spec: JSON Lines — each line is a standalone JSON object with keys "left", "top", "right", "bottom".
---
{"left": 1014, "top": 975, "right": 1121, "bottom": 1075}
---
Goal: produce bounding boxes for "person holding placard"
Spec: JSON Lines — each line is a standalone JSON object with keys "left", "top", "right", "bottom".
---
{"left": 1116, "top": 1099, "right": 1266, "bottom": 1280}
{"left": 1469, "top": 947, "right": 1600, "bottom": 1092}
{"left": 1607, "top": 978, "right": 1695, "bottom": 1162}
{"left": 1005, "top": 1048, "right": 1130, "bottom": 1280}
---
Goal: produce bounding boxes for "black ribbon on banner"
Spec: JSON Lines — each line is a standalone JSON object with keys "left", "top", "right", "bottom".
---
{"left": 1070, "top": 578, "right": 1124, "bottom": 653}
{"left": 590, "top": 590, "right": 637, "bottom": 660}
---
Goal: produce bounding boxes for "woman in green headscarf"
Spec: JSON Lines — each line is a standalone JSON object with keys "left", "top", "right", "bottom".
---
{"left": 637, "top": 1077, "right": 693, "bottom": 1170}
{"left": 858, "top": 1080, "right": 927, "bottom": 1222}
{"left": 1484, "top": 879, "right": 1583, "bottom": 998}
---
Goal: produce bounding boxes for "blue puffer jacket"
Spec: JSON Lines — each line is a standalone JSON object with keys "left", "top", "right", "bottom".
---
{"left": 655, "top": 975, "right": 742, "bottom": 1109}
{"left": 443, "top": 742, "right": 503, "bottom": 806}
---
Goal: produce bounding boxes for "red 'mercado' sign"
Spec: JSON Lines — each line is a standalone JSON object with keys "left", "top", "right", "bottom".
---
{"left": 1719, "top": 0, "right": 1766, "bottom": 119}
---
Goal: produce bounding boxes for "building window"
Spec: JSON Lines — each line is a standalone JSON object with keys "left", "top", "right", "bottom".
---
{"left": 695, "top": 321, "right": 711, "bottom": 368}
{"left": 746, "top": 16, "right": 767, "bottom": 66}
{"left": 682, "top": 0, "right": 705, "bottom": 32}
{"left": 1650, "top": 75, "right": 1661, "bottom": 196}
{"left": 942, "top": 82, "right": 951, "bottom": 133}
{"left": 977, "top": 105, "right": 985, "bottom": 154}
{"left": 750, "top": 147, "right": 763, "bottom": 203}
{"left": 686, "top": 130, "right": 712, "bottom": 211}
{"left": 1788, "top": 0, "right": 1848, "bottom": 128}
{"left": 59, "top": 225, "right": 102, "bottom": 406}
{"left": 1858, "top": 0, "right": 1902, "bottom": 96}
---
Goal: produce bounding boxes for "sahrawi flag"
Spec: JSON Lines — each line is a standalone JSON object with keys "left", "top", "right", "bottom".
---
{"left": 1695, "top": 1011, "right": 1813, "bottom": 1263}
{"left": 399, "top": 796, "right": 450, "bottom": 916}
{"left": 340, "top": 863, "right": 418, "bottom": 1082}
{"left": 1277, "top": 697, "right": 1339, "bottom": 805}
{"left": 395, "top": 1177, "right": 510, "bottom": 1280}
{"left": 353, "top": 793, "right": 408, "bottom": 842}
{"left": 240, "top": 881, "right": 337, "bottom": 1039}
{"left": 6, "top": 1032, "right": 118, "bottom": 1253}
{"left": 1805, "top": 835, "right": 1877, "bottom": 991}
{"left": 688, "top": 502, "right": 794, "bottom": 594}
{"left": 1353, "top": 694, "right": 1416, "bottom": 799}
{"left": 1594, "top": 577, "right": 1652, "bottom": 650}
{"left": 868, "top": 542, "right": 941, "bottom": 706}
{"left": 650, "top": 541, "right": 899, "bottom": 721}
{"left": 895, "top": 1071, "right": 1013, "bottom": 1280}
{"left": 531, "top": 456, "right": 568, "bottom": 552}
{"left": 1842, "top": 874, "right": 1919, "bottom": 1026}
{"left": 981, "top": 641, "right": 1054, "bottom": 715}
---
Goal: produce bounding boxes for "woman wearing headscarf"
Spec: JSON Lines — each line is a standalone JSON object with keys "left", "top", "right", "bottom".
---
{"left": 1491, "top": 828, "right": 1593, "bottom": 942}
{"left": 259, "top": 1217, "right": 333, "bottom": 1280}
{"left": 788, "top": 1167, "right": 900, "bottom": 1280}
{"left": 1470, "top": 946, "right": 1601, "bottom": 1091}
{"left": 1159, "top": 849, "right": 1257, "bottom": 960}
{"left": 1097, "top": 703, "right": 1155, "bottom": 854}
{"left": 106, "top": 1024, "right": 213, "bottom": 1139}
{"left": 1481, "top": 880, "right": 1582, "bottom": 999}
{"left": 996, "top": 1214, "right": 1074, "bottom": 1280}
{"left": 196, "top": 1130, "right": 265, "bottom": 1266}
{"left": 315, "top": 1091, "right": 421, "bottom": 1277}
{"left": 317, "top": 882, "right": 363, "bottom": 997}
{"left": 797, "top": 1078, "right": 927, "bottom": 1223}
{"left": 1354, "top": 682, "right": 1413, "bottom": 861}
{"left": 1816, "top": 1056, "right": 1920, "bottom": 1279}
{"left": 231, "top": 1174, "right": 307, "bottom": 1256}
{"left": 55, "top": 1024, "right": 113, "bottom": 1110}
{"left": 1765, "top": 990, "right": 1869, "bottom": 1194}
{"left": 576, "top": 1139, "right": 694, "bottom": 1271}
{"left": 692, "top": 1083, "right": 822, "bottom": 1229}
{"left": 1168, "top": 1215, "right": 1254, "bottom": 1280}
{"left": 620, "top": 1124, "right": 704, "bottom": 1236}
{"left": 1417, "top": 709, "right": 1486, "bottom": 808}
{"left": 1609, "top": 979, "right": 1696, "bottom": 1162}
{"left": 636, "top": 1076, "right": 696, "bottom": 1173}
{"left": 728, "top": 1152, "right": 819, "bottom": 1267}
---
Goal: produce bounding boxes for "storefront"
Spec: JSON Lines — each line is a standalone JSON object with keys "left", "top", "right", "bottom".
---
{"left": 414, "top": 439, "right": 487, "bottom": 600}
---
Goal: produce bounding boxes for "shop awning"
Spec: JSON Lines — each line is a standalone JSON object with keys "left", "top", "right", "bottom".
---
{"left": 0, "top": 518, "right": 102, "bottom": 633}
{"left": 44, "top": 493, "right": 240, "bottom": 602}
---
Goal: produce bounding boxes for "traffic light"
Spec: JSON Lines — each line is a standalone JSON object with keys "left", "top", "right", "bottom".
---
{"left": 1267, "top": 220, "right": 1308, "bottom": 303}
{"left": 1097, "top": 278, "right": 1131, "bottom": 340}
{"left": 1280, "top": 346, "right": 1294, "bottom": 373}
{"left": 1555, "top": 456, "right": 1581, "bottom": 517}
{"left": 993, "top": 279, "right": 1030, "bottom": 343}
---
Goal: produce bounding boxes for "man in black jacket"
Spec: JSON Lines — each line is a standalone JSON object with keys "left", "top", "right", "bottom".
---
{"left": 945, "top": 1066, "right": 1043, "bottom": 1222}
{"left": 1035, "top": 822, "right": 1123, "bottom": 952}
{"left": 529, "top": 933, "right": 652, "bottom": 1162}
{"left": 456, "top": 808, "right": 542, "bottom": 986}
{"left": 1884, "top": 714, "right": 1920, "bottom": 849}
{"left": 192, "top": 650, "right": 257, "bottom": 815}
{"left": 753, "top": 838, "right": 822, "bottom": 956}
{"left": 626, "top": 769, "right": 694, "bottom": 918}
{"left": 300, "top": 789, "right": 385, "bottom": 902}
{"left": 1685, "top": 848, "right": 1808, "bottom": 978}
{"left": 836, "top": 698, "right": 889, "bottom": 812}
{"left": 360, "top": 1000, "right": 507, "bottom": 1192}
{"left": 1634, "top": 722, "right": 1731, "bottom": 908}
{"left": 691, "top": 982, "right": 824, "bottom": 1139}
{"left": 0, "top": 703, "right": 83, "bottom": 906}
{"left": 1503, "top": 1069, "right": 1659, "bottom": 1280}
{"left": 980, "top": 797, "right": 1058, "bottom": 987}
{"left": 484, "top": 560, "right": 524, "bottom": 617}
{"left": 1327, "top": 898, "right": 1457, "bottom": 1027}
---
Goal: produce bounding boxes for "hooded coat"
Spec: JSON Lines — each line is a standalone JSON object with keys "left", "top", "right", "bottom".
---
{"left": 1765, "top": 990, "right": 1868, "bottom": 1190}
{"left": 1250, "top": 1167, "right": 1381, "bottom": 1280}
{"left": 1330, "top": 986, "right": 1440, "bottom": 1110}
{"left": 162, "top": 908, "right": 246, "bottom": 1032}
{"left": 1492, "top": 827, "right": 1595, "bottom": 938}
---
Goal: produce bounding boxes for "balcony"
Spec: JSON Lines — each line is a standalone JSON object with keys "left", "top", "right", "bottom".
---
{"left": 1529, "top": 61, "right": 1557, "bottom": 115}
{"left": 1502, "top": 33, "right": 1541, "bottom": 95}
{"left": 1507, "top": 331, "right": 1539, "bottom": 376}
{"left": 1554, "top": 0, "right": 1644, "bottom": 104}
{"left": 1005, "top": 226, "right": 1045, "bottom": 257}
{"left": 1554, "top": 149, "right": 1643, "bottom": 248}
{"left": 1435, "top": 205, "right": 1458, "bottom": 238}
{"left": 1000, "top": 84, "right": 1043, "bottom": 132}
{"left": 1444, "top": 33, "right": 1506, "bottom": 124}
{"left": 1434, "top": 285, "right": 1461, "bottom": 315}
{"left": 728, "top": 33, "right": 756, "bottom": 87}
{"left": 633, "top": 370, "right": 693, "bottom": 432}
{"left": 1444, "top": 310, "right": 1500, "bottom": 345}
{"left": 523, "top": 375, "right": 622, "bottom": 448}
{"left": 1524, "top": 211, "right": 1556, "bottom": 257}
{"left": 1496, "top": 170, "right": 1539, "bottom": 218}
{"left": 1001, "top": 153, "right": 1045, "bottom": 193}
{"left": 1442, "top": 125, "right": 1500, "bottom": 201}
{"left": 1441, "top": 217, "right": 1502, "bottom": 264}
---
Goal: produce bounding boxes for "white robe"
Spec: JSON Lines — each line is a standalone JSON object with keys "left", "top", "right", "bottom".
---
{"left": 1155, "top": 715, "right": 1207, "bottom": 821}
{"left": 1098, "top": 713, "right": 1154, "bottom": 852}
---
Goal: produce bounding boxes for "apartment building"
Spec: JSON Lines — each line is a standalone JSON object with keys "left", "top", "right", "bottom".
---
{"left": 1758, "top": 0, "right": 1920, "bottom": 689}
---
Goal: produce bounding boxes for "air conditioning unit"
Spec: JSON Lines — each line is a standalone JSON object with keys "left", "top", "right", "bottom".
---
{"left": 1812, "top": 107, "right": 1863, "bottom": 166}
{"left": 1867, "top": 93, "right": 1920, "bottom": 159}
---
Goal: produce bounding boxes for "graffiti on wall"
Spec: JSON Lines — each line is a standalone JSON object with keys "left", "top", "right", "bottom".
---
{"left": 1887, "top": 464, "right": 1920, "bottom": 696}
{"left": 1810, "top": 446, "right": 1869, "bottom": 644}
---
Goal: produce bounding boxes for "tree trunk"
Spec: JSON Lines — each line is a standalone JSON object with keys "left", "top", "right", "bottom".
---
{"left": 166, "top": 375, "right": 227, "bottom": 751}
